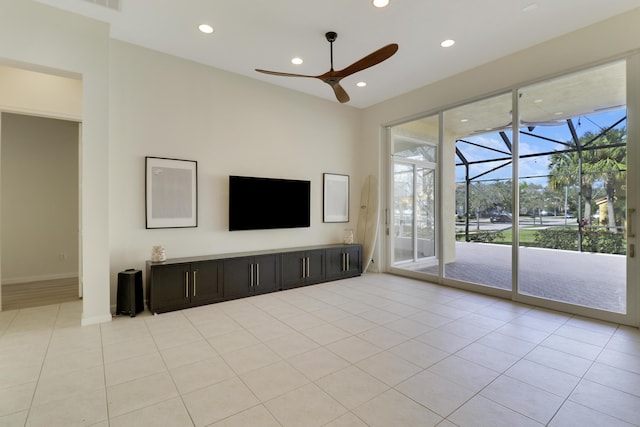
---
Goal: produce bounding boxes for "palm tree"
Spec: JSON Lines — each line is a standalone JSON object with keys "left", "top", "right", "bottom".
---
{"left": 587, "top": 128, "right": 626, "bottom": 231}
{"left": 548, "top": 147, "right": 595, "bottom": 222}
{"left": 548, "top": 128, "right": 626, "bottom": 231}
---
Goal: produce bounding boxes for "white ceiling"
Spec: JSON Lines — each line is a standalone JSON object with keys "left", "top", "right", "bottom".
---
{"left": 35, "top": 0, "right": 640, "bottom": 108}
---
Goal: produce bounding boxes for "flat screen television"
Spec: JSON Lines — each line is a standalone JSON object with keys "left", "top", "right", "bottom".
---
{"left": 229, "top": 175, "right": 311, "bottom": 231}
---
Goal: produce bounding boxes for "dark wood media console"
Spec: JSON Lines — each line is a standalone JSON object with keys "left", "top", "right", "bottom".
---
{"left": 146, "top": 244, "right": 362, "bottom": 314}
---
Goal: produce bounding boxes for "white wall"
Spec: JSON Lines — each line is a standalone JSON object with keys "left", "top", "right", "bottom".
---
{"left": 108, "top": 41, "right": 363, "bottom": 307}
{"left": 1, "top": 113, "right": 79, "bottom": 283}
{"left": 0, "top": 1, "right": 110, "bottom": 325}
{"left": 0, "top": 65, "right": 82, "bottom": 119}
{"left": 363, "top": 7, "right": 640, "bottom": 274}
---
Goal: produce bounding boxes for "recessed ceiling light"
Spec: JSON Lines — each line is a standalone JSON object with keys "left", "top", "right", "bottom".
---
{"left": 198, "top": 24, "right": 214, "bottom": 34}
{"left": 357, "top": 81, "right": 367, "bottom": 87}
{"left": 440, "top": 39, "right": 455, "bottom": 48}
{"left": 291, "top": 57, "right": 303, "bottom": 65}
{"left": 534, "top": 99, "right": 543, "bottom": 103}
{"left": 460, "top": 118, "right": 469, "bottom": 123}
{"left": 554, "top": 111, "right": 563, "bottom": 116}
{"left": 372, "top": 0, "right": 389, "bottom": 7}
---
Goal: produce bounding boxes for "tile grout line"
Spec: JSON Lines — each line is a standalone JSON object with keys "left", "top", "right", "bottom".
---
{"left": 23, "top": 304, "right": 61, "bottom": 426}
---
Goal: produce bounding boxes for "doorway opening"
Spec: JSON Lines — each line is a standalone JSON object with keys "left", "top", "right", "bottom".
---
{"left": 1, "top": 113, "right": 80, "bottom": 311}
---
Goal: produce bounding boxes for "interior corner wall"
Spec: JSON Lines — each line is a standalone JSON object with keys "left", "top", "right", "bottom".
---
{"left": 0, "top": 1, "right": 111, "bottom": 325}
{"left": 108, "top": 40, "right": 363, "bottom": 307}
{"left": 362, "top": 7, "right": 640, "bottom": 273}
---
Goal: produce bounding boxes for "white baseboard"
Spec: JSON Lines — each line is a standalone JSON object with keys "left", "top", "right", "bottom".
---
{"left": 1, "top": 273, "right": 78, "bottom": 285}
{"left": 81, "top": 313, "right": 112, "bottom": 326}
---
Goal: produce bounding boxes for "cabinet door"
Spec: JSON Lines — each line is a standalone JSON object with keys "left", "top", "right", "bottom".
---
{"left": 325, "top": 246, "right": 362, "bottom": 280}
{"left": 325, "top": 247, "right": 346, "bottom": 280}
{"left": 223, "top": 257, "right": 252, "bottom": 299}
{"left": 253, "top": 254, "right": 279, "bottom": 294}
{"left": 281, "top": 251, "right": 306, "bottom": 289}
{"left": 305, "top": 250, "right": 325, "bottom": 284}
{"left": 344, "top": 245, "right": 362, "bottom": 277}
{"left": 149, "top": 263, "right": 190, "bottom": 312}
{"left": 191, "top": 260, "right": 223, "bottom": 304}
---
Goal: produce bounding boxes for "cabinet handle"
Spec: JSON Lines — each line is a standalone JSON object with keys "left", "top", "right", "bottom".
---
{"left": 250, "top": 264, "right": 254, "bottom": 287}
{"left": 256, "top": 263, "right": 260, "bottom": 287}
{"left": 301, "top": 258, "right": 306, "bottom": 278}
{"left": 185, "top": 271, "right": 189, "bottom": 298}
{"left": 193, "top": 270, "right": 197, "bottom": 296}
{"left": 306, "top": 257, "right": 310, "bottom": 277}
{"left": 347, "top": 253, "right": 350, "bottom": 271}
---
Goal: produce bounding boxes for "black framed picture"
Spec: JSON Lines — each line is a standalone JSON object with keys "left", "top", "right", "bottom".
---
{"left": 145, "top": 156, "right": 197, "bottom": 228}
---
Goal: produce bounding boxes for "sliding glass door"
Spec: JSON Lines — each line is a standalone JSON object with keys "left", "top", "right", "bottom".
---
{"left": 385, "top": 58, "right": 638, "bottom": 325}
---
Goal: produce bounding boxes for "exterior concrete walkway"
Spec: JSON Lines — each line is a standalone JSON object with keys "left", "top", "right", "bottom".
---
{"left": 418, "top": 241, "right": 626, "bottom": 313}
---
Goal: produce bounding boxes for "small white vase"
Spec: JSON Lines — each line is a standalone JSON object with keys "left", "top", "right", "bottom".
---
{"left": 151, "top": 245, "right": 166, "bottom": 262}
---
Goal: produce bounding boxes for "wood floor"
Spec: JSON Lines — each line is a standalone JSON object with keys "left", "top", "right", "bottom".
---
{"left": 1, "top": 277, "right": 80, "bottom": 311}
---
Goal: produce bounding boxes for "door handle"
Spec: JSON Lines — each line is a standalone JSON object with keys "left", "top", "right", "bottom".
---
{"left": 184, "top": 271, "right": 189, "bottom": 298}
{"left": 193, "top": 270, "right": 197, "bottom": 296}
{"left": 256, "top": 264, "right": 260, "bottom": 286}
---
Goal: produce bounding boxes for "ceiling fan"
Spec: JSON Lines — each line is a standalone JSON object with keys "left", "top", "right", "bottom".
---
{"left": 255, "top": 31, "right": 398, "bottom": 104}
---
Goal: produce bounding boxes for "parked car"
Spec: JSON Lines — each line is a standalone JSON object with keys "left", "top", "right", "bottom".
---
{"left": 490, "top": 213, "right": 512, "bottom": 223}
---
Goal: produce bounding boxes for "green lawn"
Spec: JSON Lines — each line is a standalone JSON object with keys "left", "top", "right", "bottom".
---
{"left": 456, "top": 228, "right": 539, "bottom": 246}
{"left": 492, "top": 229, "right": 538, "bottom": 246}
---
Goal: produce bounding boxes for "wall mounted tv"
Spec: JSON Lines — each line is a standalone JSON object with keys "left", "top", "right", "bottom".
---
{"left": 229, "top": 175, "right": 311, "bottom": 231}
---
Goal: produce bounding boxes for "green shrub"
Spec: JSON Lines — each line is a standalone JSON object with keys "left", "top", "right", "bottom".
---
{"left": 534, "top": 228, "right": 626, "bottom": 254}
{"left": 534, "top": 229, "right": 577, "bottom": 250}
{"left": 582, "top": 230, "right": 626, "bottom": 254}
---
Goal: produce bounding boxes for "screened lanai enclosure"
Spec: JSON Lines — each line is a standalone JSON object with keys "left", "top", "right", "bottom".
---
{"left": 387, "top": 60, "right": 632, "bottom": 321}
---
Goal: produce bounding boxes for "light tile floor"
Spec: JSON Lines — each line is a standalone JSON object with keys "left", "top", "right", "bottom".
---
{"left": 1, "top": 273, "right": 639, "bottom": 426}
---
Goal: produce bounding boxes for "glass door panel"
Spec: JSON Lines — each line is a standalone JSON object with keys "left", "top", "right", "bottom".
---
{"left": 417, "top": 166, "right": 436, "bottom": 259}
{"left": 517, "top": 61, "right": 628, "bottom": 314}
{"left": 393, "top": 162, "right": 415, "bottom": 264}
{"left": 389, "top": 114, "right": 439, "bottom": 272}
{"left": 442, "top": 93, "right": 513, "bottom": 290}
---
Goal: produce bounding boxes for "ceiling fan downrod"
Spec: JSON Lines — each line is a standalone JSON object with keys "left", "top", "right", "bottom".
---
{"left": 326, "top": 31, "right": 337, "bottom": 71}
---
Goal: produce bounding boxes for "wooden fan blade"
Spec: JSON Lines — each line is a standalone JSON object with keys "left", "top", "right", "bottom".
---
{"left": 255, "top": 69, "right": 318, "bottom": 78}
{"left": 336, "top": 43, "right": 398, "bottom": 78}
{"left": 331, "top": 82, "right": 350, "bottom": 103}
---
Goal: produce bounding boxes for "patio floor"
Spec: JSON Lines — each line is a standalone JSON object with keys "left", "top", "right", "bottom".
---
{"left": 416, "top": 241, "right": 626, "bottom": 313}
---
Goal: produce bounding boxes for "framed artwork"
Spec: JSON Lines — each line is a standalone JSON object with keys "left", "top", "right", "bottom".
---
{"left": 145, "top": 156, "right": 198, "bottom": 228}
{"left": 323, "top": 173, "right": 349, "bottom": 223}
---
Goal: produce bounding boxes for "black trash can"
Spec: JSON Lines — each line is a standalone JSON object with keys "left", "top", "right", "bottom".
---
{"left": 116, "top": 269, "right": 143, "bottom": 317}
